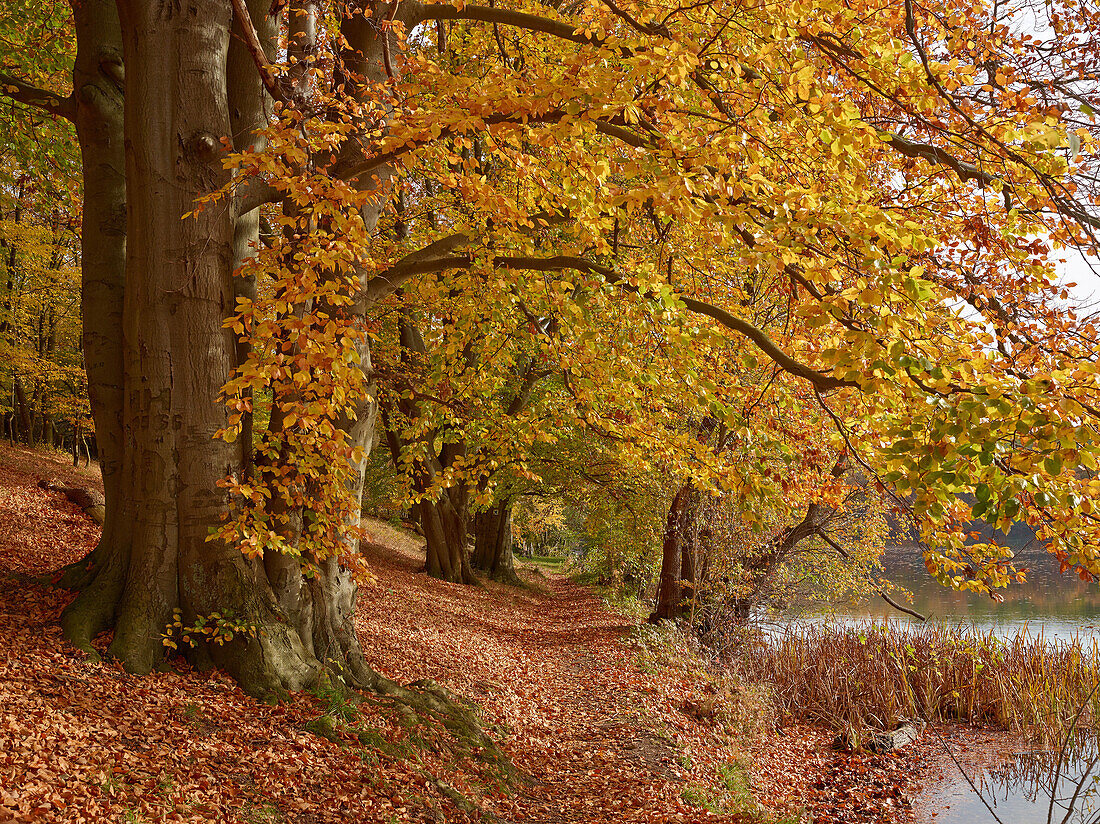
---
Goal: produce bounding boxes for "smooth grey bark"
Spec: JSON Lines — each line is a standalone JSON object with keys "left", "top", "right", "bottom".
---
{"left": 55, "top": 0, "right": 130, "bottom": 631}
{"left": 225, "top": 0, "right": 275, "bottom": 478}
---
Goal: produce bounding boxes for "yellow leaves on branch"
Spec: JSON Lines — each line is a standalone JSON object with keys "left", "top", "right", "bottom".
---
{"left": 178, "top": 0, "right": 1100, "bottom": 587}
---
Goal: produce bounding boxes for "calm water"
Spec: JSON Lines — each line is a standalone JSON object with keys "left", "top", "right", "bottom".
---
{"left": 817, "top": 542, "right": 1100, "bottom": 641}
{"left": 816, "top": 542, "right": 1100, "bottom": 823}
{"left": 915, "top": 740, "right": 1100, "bottom": 824}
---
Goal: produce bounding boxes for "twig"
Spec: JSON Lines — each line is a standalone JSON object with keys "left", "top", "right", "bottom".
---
{"left": 919, "top": 711, "right": 1006, "bottom": 824}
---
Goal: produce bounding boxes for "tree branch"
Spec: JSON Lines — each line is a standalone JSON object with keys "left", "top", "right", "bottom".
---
{"left": 0, "top": 73, "right": 75, "bottom": 121}
{"left": 356, "top": 233, "right": 472, "bottom": 309}
{"left": 229, "top": 0, "right": 286, "bottom": 104}
{"left": 412, "top": 2, "right": 603, "bottom": 46}
{"left": 352, "top": 239, "right": 853, "bottom": 392}
{"left": 878, "top": 129, "right": 1017, "bottom": 212}
{"left": 816, "top": 528, "right": 927, "bottom": 621}
{"left": 493, "top": 254, "right": 856, "bottom": 392}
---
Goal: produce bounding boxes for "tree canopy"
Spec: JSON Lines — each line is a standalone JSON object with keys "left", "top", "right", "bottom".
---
{"left": 1, "top": 0, "right": 1099, "bottom": 693}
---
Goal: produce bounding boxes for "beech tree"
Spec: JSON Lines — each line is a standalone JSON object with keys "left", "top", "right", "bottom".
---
{"left": 3, "top": 0, "right": 1100, "bottom": 700}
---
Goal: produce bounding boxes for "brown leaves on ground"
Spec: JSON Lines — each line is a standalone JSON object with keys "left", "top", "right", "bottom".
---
{"left": 1, "top": 444, "right": 941, "bottom": 823}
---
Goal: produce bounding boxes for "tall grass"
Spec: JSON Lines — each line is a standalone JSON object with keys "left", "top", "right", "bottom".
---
{"left": 738, "top": 622, "right": 1100, "bottom": 747}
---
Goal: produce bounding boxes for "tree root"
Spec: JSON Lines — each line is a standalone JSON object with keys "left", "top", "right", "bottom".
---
{"left": 36, "top": 479, "right": 105, "bottom": 525}
{"left": 419, "top": 770, "right": 500, "bottom": 823}
{"left": 357, "top": 670, "right": 518, "bottom": 782}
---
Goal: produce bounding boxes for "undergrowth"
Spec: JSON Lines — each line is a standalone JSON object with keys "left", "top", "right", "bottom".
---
{"left": 629, "top": 623, "right": 775, "bottom": 741}
{"left": 623, "top": 622, "right": 789, "bottom": 819}
{"left": 739, "top": 622, "right": 1100, "bottom": 747}
{"left": 572, "top": 570, "right": 650, "bottom": 620}
{"left": 681, "top": 759, "right": 804, "bottom": 822}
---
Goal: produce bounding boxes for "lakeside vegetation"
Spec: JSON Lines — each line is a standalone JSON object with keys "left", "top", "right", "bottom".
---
{"left": 740, "top": 623, "right": 1100, "bottom": 749}
{"left": 4, "top": 0, "right": 1100, "bottom": 818}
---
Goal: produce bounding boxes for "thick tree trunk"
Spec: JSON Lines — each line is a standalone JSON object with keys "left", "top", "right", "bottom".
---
{"left": 53, "top": 0, "right": 128, "bottom": 612}
{"left": 649, "top": 484, "right": 695, "bottom": 623}
{"left": 49, "top": 0, "right": 486, "bottom": 713}
{"left": 419, "top": 494, "right": 477, "bottom": 584}
{"left": 472, "top": 500, "right": 521, "bottom": 585}
{"left": 55, "top": 0, "right": 315, "bottom": 698}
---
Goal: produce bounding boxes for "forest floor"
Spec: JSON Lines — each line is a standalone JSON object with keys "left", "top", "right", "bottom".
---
{"left": 0, "top": 444, "right": 982, "bottom": 824}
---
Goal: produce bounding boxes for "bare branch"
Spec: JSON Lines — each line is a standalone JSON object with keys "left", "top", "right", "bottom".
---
{"left": 816, "top": 528, "right": 927, "bottom": 621}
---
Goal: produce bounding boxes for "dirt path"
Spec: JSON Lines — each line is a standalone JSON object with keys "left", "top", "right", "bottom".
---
{"left": 0, "top": 444, "right": 929, "bottom": 824}
{"left": 0, "top": 445, "right": 750, "bottom": 824}
{"left": 355, "top": 534, "right": 743, "bottom": 822}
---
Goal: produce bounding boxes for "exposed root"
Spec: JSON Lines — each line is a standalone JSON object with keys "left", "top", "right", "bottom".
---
{"left": 349, "top": 665, "right": 518, "bottom": 781}
{"left": 41, "top": 546, "right": 101, "bottom": 590}
{"left": 36, "top": 479, "right": 105, "bottom": 525}
{"left": 419, "top": 770, "right": 500, "bottom": 823}
{"left": 59, "top": 539, "right": 128, "bottom": 660}
{"left": 486, "top": 566, "right": 524, "bottom": 588}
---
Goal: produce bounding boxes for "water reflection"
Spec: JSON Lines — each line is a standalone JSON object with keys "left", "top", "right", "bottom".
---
{"left": 918, "top": 736, "right": 1100, "bottom": 824}
{"left": 819, "top": 543, "right": 1100, "bottom": 641}
{"left": 823, "top": 543, "right": 1100, "bottom": 823}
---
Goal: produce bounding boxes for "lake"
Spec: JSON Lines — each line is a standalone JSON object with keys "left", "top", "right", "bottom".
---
{"left": 812, "top": 542, "right": 1100, "bottom": 823}
{"left": 818, "top": 541, "right": 1100, "bottom": 641}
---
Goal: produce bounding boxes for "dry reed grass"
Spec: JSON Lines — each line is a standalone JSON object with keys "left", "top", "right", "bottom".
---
{"left": 738, "top": 622, "right": 1100, "bottom": 747}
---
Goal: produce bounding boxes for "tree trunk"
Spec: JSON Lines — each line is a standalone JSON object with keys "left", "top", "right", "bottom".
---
{"left": 52, "top": 0, "right": 127, "bottom": 606}
{"left": 649, "top": 484, "right": 695, "bottom": 623}
{"left": 53, "top": 0, "right": 442, "bottom": 701}
{"left": 13, "top": 376, "right": 32, "bottom": 443}
{"left": 419, "top": 494, "right": 476, "bottom": 584}
{"left": 57, "top": 0, "right": 311, "bottom": 699}
{"left": 381, "top": 320, "right": 477, "bottom": 586}
{"left": 225, "top": 0, "right": 275, "bottom": 480}
{"left": 680, "top": 502, "right": 697, "bottom": 615}
{"left": 472, "top": 500, "right": 521, "bottom": 585}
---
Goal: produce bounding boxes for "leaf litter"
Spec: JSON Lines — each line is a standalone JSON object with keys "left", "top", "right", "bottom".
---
{"left": 1, "top": 444, "right": 952, "bottom": 823}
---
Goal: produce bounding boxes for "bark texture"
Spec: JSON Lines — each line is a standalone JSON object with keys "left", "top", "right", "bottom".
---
{"left": 58, "top": 0, "right": 359, "bottom": 699}
{"left": 649, "top": 484, "right": 698, "bottom": 623}
{"left": 472, "top": 500, "right": 521, "bottom": 585}
{"left": 48, "top": 3, "right": 508, "bottom": 744}
{"left": 382, "top": 318, "right": 477, "bottom": 585}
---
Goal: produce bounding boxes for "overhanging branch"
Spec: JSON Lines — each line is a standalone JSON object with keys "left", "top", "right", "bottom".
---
{"left": 493, "top": 254, "right": 856, "bottom": 392}
{"left": 0, "top": 73, "right": 75, "bottom": 121}
{"left": 356, "top": 233, "right": 473, "bottom": 309}
{"left": 816, "top": 528, "right": 927, "bottom": 621}
{"left": 413, "top": 2, "right": 600, "bottom": 46}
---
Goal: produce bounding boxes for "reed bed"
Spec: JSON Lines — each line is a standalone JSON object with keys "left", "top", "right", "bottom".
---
{"left": 738, "top": 622, "right": 1100, "bottom": 747}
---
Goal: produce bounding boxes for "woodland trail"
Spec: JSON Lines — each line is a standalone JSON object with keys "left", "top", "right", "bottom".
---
{"left": 0, "top": 444, "right": 931, "bottom": 824}
{"left": 0, "top": 444, "right": 750, "bottom": 824}
{"left": 355, "top": 534, "right": 741, "bottom": 823}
